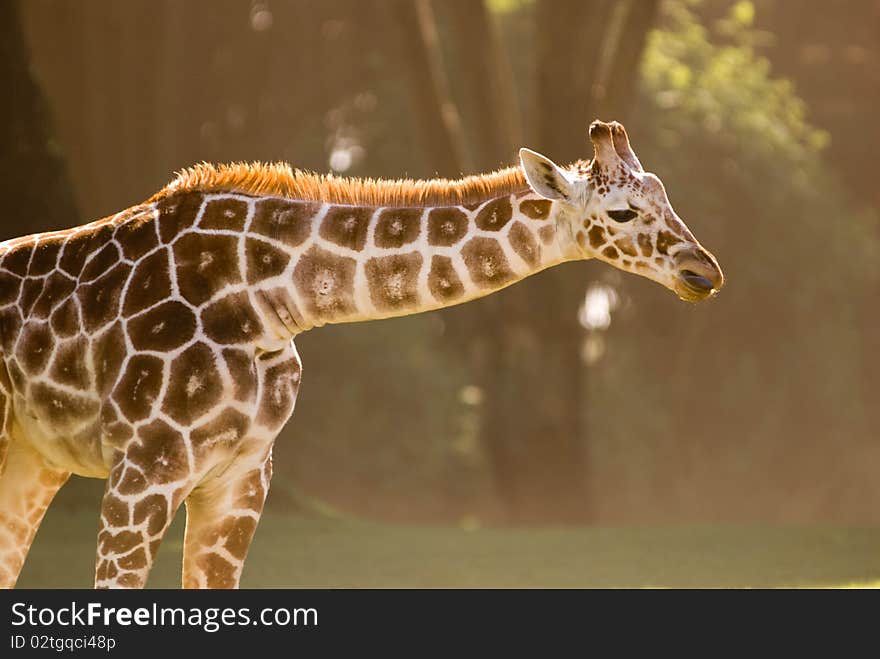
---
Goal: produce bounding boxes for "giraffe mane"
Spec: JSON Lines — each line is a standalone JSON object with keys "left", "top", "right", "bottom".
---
{"left": 150, "top": 161, "right": 532, "bottom": 208}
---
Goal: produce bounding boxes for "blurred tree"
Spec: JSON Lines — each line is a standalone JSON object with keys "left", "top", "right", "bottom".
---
{"left": 755, "top": 0, "right": 880, "bottom": 436}
{"left": 468, "top": 0, "right": 658, "bottom": 523}
{"left": 0, "top": 0, "right": 79, "bottom": 238}
{"left": 385, "top": 0, "right": 469, "bottom": 177}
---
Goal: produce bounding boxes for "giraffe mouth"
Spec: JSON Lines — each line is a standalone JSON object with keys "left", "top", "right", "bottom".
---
{"left": 681, "top": 269, "right": 714, "bottom": 291}
{"left": 673, "top": 246, "right": 724, "bottom": 302}
{"left": 676, "top": 269, "right": 719, "bottom": 301}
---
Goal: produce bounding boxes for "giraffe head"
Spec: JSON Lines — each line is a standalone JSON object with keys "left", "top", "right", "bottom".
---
{"left": 520, "top": 120, "right": 723, "bottom": 302}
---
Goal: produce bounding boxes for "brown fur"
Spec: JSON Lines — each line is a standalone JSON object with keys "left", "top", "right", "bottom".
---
{"left": 151, "top": 162, "right": 530, "bottom": 208}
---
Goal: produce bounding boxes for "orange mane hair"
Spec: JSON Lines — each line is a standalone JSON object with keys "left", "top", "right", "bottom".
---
{"left": 150, "top": 161, "right": 531, "bottom": 208}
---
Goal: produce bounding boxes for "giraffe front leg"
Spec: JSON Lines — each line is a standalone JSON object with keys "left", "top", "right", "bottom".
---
{"left": 94, "top": 445, "right": 195, "bottom": 589}
{"left": 0, "top": 437, "right": 70, "bottom": 588}
{"left": 182, "top": 450, "right": 273, "bottom": 589}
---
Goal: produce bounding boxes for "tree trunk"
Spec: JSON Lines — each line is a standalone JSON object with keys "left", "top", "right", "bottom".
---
{"left": 384, "top": 0, "right": 469, "bottom": 177}
{"left": 470, "top": 0, "right": 658, "bottom": 523}
{"left": 0, "top": 0, "right": 80, "bottom": 238}
{"left": 589, "top": 0, "right": 659, "bottom": 121}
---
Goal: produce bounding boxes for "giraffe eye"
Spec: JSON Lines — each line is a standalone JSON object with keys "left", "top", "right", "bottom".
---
{"left": 607, "top": 209, "right": 637, "bottom": 222}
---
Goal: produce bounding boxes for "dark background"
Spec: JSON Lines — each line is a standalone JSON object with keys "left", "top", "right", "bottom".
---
{"left": 4, "top": 0, "right": 879, "bottom": 534}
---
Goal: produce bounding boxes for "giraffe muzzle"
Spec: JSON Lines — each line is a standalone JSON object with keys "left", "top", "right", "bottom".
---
{"left": 674, "top": 248, "right": 724, "bottom": 301}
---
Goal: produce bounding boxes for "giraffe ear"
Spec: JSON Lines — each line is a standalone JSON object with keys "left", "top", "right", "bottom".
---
{"left": 519, "top": 148, "right": 574, "bottom": 202}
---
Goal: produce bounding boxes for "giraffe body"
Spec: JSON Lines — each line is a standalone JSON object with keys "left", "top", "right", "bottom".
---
{"left": 0, "top": 121, "right": 723, "bottom": 588}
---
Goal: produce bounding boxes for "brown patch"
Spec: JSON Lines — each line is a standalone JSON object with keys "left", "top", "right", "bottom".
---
{"left": 538, "top": 224, "right": 556, "bottom": 245}
{"left": 99, "top": 403, "right": 133, "bottom": 448}
{"left": 173, "top": 233, "right": 241, "bottom": 306}
{"left": 58, "top": 225, "right": 111, "bottom": 276}
{"left": 588, "top": 224, "right": 606, "bottom": 250}
{"left": 191, "top": 408, "right": 251, "bottom": 463}
{"left": 234, "top": 470, "right": 267, "bottom": 510}
{"left": 666, "top": 218, "right": 685, "bottom": 237}
{"left": 132, "top": 494, "right": 169, "bottom": 536}
{"left": 114, "top": 573, "right": 143, "bottom": 588}
{"left": 122, "top": 249, "right": 172, "bottom": 317}
{"left": 223, "top": 349, "right": 257, "bottom": 402}
{"left": 319, "top": 206, "right": 371, "bottom": 251}
{"left": 30, "top": 272, "right": 76, "bottom": 319}
{"left": 92, "top": 323, "right": 126, "bottom": 396}
{"left": 113, "top": 354, "right": 164, "bottom": 422}
{"left": 16, "top": 322, "right": 53, "bottom": 375}
{"left": 116, "top": 466, "right": 148, "bottom": 495}
{"left": 257, "top": 357, "right": 301, "bottom": 428}
{"left": 30, "top": 382, "right": 99, "bottom": 427}
{"left": 250, "top": 198, "right": 316, "bottom": 247}
{"left": 475, "top": 197, "right": 512, "bottom": 231}
{"left": 157, "top": 191, "right": 202, "bottom": 244}
{"left": 199, "top": 197, "right": 249, "bottom": 231}
{"left": 508, "top": 222, "right": 540, "bottom": 268}
{"left": 656, "top": 230, "right": 678, "bottom": 256}
{"left": 373, "top": 208, "right": 422, "bottom": 248}
{"left": 615, "top": 236, "right": 638, "bottom": 257}
{"left": 602, "top": 246, "right": 619, "bottom": 260}
{"left": 195, "top": 552, "right": 237, "bottom": 589}
{"left": 245, "top": 238, "right": 290, "bottom": 284}
{"left": 18, "top": 278, "right": 45, "bottom": 316}
{"left": 2, "top": 241, "right": 34, "bottom": 276}
{"left": 223, "top": 516, "right": 259, "bottom": 560}
{"left": 576, "top": 231, "right": 587, "bottom": 250}
{"left": 115, "top": 212, "right": 159, "bottom": 261}
{"left": 291, "top": 245, "right": 357, "bottom": 321}
{"left": 77, "top": 263, "right": 131, "bottom": 333}
{"left": 50, "top": 337, "right": 91, "bottom": 388}
{"left": 7, "top": 360, "right": 25, "bottom": 393}
{"left": 519, "top": 198, "right": 552, "bottom": 220}
{"left": 49, "top": 297, "right": 78, "bottom": 338}
{"left": 152, "top": 161, "right": 529, "bottom": 209}
{"left": 637, "top": 233, "right": 653, "bottom": 257}
{"left": 128, "top": 418, "right": 189, "bottom": 483}
{"left": 427, "top": 256, "right": 464, "bottom": 303}
{"left": 101, "top": 494, "right": 130, "bottom": 527}
{"left": 28, "top": 238, "right": 63, "bottom": 276}
{"left": 98, "top": 529, "right": 141, "bottom": 556}
{"left": 127, "top": 300, "right": 196, "bottom": 351}
{"left": 81, "top": 242, "right": 121, "bottom": 282}
{"left": 162, "top": 343, "right": 224, "bottom": 425}
{"left": 0, "top": 307, "right": 22, "bottom": 353}
{"left": 427, "top": 207, "right": 468, "bottom": 246}
{"left": 365, "top": 253, "right": 422, "bottom": 312}
{"left": 0, "top": 271, "right": 22, "bottom": 306}
{"left": 0, "top": 359, "right": 11, "bottom": 394}
{"left": 462, "top": 237, "right": 515, "bottom": 288}
{"left": 117, "top": 548, "right": 147, "bottom": 571}
{"left": 201, "top": 292, "right": 263, "bottom": 345}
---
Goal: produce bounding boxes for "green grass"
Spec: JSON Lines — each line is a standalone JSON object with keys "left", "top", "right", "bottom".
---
{"left": 16, "top": 504, "right": 880, "bottom": 588}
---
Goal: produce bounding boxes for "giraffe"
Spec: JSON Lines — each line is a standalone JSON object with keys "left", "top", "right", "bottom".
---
{"left": 0, "top": 120, "right": 722, "bottom": 589}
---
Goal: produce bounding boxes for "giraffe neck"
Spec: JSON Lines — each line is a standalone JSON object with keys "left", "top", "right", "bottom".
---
{"left": 237, "top": 190, "right": 575, "bottom": 334}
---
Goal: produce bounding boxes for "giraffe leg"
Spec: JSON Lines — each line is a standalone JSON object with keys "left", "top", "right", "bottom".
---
{"left": 182, "top": 450, "right": 273, "bottom": 589}
{"left": 94, "top": 451, "right": 194, "bottom": 589}
{"left": 0, "top": 437, "right": 70, "bottom": 588}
